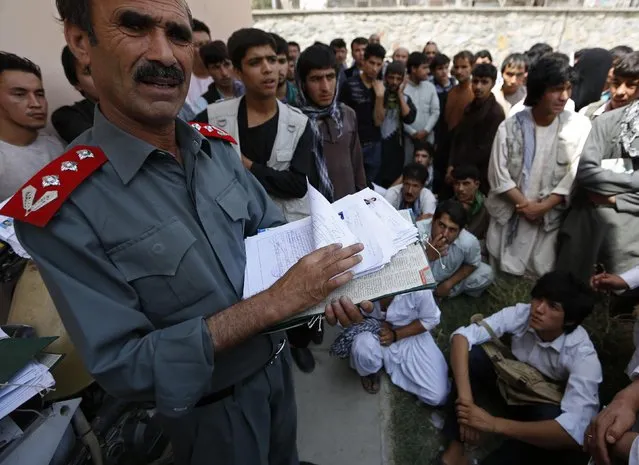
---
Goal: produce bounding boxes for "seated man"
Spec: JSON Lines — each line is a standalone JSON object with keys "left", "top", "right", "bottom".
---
{"left": 452, "top": 165, "right": 489, "bottom": 243}
{"left": 384, "top": 163, "right": 437, "bottom": 221}
{"left": 391, "top": 140, "right": 436, "bottom": 191}
{"left": 52, "top": 46, "right": 98, "bottom": 143}
{"left": 580, "top": 51, "right": 639, "bottom": 120}
{"left": 350, "top": 290, "right": 450, "bottom": 404}
{"left": 426, "top": 200, "right": 494, "bottom": 298}
{"left": 587, "top": 268, "right": 639, "bottom": 465}
{"left": 440, "top": 271, "right": 601, "bottom": 465}
{"left": 0, "top": 52, "right": 63, "bottom": 201}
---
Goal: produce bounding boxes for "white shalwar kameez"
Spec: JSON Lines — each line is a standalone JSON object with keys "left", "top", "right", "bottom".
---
{"left": 350, "top": 290, "right": 450, "bottom": 406}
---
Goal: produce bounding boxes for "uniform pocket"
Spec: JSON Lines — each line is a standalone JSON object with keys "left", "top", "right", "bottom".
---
{"left": 216, "top": 179, "right": 250, "bottom": 223}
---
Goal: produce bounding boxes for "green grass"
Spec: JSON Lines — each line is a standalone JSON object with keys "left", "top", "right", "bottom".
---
{"left": 389, "top": 273, "right": 636, "bottom": 465}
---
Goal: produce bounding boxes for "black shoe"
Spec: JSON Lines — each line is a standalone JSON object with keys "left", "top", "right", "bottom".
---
{"left": 291, "top": 347, "right": 316, "bottom": 373}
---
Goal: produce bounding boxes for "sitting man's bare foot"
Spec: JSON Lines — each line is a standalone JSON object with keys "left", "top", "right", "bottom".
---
{"left": 360, "top": 371, "right": 381, "bottom": 394}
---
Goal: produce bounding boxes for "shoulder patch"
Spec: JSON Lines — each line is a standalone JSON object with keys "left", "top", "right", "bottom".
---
{"left": 189, "top": 122, "right": 237, "bottom": 145}
{"left": 0, "top": 146, "right": 107, "bottom": 227}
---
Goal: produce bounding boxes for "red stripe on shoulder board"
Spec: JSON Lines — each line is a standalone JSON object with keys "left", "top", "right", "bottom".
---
{"left": 189, "top": 122, "right": 237, "bottom": 145}
{"left": 0, "top": 145, "right": 107, "bottom": 228}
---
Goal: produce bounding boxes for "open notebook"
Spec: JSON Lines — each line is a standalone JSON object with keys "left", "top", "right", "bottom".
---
{"left": 243, "top": 184, "right": 437, "bottom": 332}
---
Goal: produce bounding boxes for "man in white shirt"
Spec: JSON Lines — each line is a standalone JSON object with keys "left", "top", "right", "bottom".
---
{"left": 439, "top": 271, "right": 601, "bottom": 465}
{"left": 493, "top": 53, "right": 528, "bottom": 116}
{"left": 384, "top": 163, "right": 436, "bottom": 221}
{"left": 0, "top": 52, "right": 63, "bottom": 201}
{"left": 185, "top": 19, "right": 213, "bottom": 111}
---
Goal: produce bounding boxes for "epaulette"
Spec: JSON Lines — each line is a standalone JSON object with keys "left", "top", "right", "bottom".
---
{"left": 0, "top": 146, "right": 107, "bottom": 227}
{"left": 189, "top": 122, "right": 237, "bottom": 145}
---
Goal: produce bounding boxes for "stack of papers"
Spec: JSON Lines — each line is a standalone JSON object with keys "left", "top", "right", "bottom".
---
{"left": 0, "top": 199, "right": 29, "bottom": 259}
{"left": 244, "top": 184, "right": 419, "bottom": 297}
{"left": 0, "top": 329, "right": 56, "bottom": 421}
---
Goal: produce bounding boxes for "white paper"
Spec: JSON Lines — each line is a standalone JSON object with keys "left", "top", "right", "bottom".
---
{"left": 601, "top": 158, "right": 634, "bottom": 174}
{"left": 0, "top": 361, "right": 55, "bottom": 421}
{"left": 0, "top": 199, "right": 30, "bottom": 259}
{"left": 308, "top": 183, "right": 357, "bottom": 249}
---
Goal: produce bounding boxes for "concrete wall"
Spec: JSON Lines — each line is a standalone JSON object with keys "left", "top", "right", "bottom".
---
{"left": 253, "top": 7, "right": 639, "bottom": 64}
{"left": 0, "top": 0, "right": 252, "bottom": 136}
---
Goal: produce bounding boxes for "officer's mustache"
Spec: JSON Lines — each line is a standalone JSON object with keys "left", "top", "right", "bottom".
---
{"left": 133, "top": 61, "right": 185, "bottom": 86}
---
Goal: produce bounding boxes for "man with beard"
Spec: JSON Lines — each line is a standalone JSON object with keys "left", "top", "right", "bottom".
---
{"left": 344, "top": 37, "right": 368, "bottom": 79}
{"left": 296, "top": 43, "right": 366, "bottom": 201}
{"left": 384, "top": 162, "right": 436, "bottom": 221}
{"left": 271, "top": 33, "right": 299, "bottom": 106}
{"left": 5, "top": 4, "right": 369, "bottom": 464}
{"left": 376, "top": 61, "right": 416, "bottom": 188}
{"left": 0, "top": 52, "right": 63, "bottom": 200}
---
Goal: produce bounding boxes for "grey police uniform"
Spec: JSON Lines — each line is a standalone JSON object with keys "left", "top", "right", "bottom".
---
{"left": 15, "top": 109, "right": 299, "bottom": 465}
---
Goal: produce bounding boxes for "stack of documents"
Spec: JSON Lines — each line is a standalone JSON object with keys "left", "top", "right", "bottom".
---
{"left": 0, "top": 199, "right": 29, "bottom": 259}
{"left": 243, "top": 184, "right": 434, "bottom": 331}
{"left": 0, "top": 329, "right": 57, "bottom": 421}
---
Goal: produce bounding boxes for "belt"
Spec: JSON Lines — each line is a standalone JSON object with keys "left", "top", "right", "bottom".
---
{"left": 194, "top": 338, "right": 287, "bottom": 408}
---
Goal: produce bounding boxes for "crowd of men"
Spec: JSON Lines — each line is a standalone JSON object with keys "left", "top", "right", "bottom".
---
{"left": 2, "top": 1, "right": 639, "bottom": 463}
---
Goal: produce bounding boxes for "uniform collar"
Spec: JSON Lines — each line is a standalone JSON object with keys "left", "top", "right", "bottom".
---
{"left": 92, "top": 107, "right": 211, "bottom": 185}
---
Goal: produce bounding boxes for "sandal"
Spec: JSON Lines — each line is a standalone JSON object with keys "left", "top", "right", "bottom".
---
{"left": 360, "top": 372, "right": 381, "bottom": 394}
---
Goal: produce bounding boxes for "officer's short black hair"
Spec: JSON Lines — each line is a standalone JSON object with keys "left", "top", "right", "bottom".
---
{"left": 472, "top": 63, "right": 498, "bottom": 82}
{"left": 475, "top": 49, "right": 493, "bottom": 63}
{"left": 351, "top": 37, "right": 368, "bottom": 50}
{"left": 403, "top": 163, "right": 429, "bottom": 185}
{"left": 271, "top": 33, "right": 288, "bottom": 56}
{"left": 501, "top": 53, "right": 529, "bottom": 73}
{"left": 0, "top": 52, "right": 42, "bottom": 80}
{"left": 452, "top": 165, "right": 481, "bottom": 182}
{"left": 614, "top": 52, "right": 639, "bottom": 80}
{"left": 365, "top": 43, "right": 386, "bottom": 61}
{"left": 407, "top": 52, "right": 428, "bottom": 75}
{"left": 525, "top": 53, "right": 575, "bottom": 107}
{"left": 330, "top": 38, "right": 347, "bottom": 50}
{"left": 61, "top": 46, "right": 79, "bottom": 86}
{"left": 192, "top": 19, "right": 210, "bottom": 37}
{"left": 430, "top": 53, "right": 451, "bottom": 73}
{"left": 454, "top": 50, "right": 476, "bottom": 66}
{"left": 531, "top": 271, "right": 595, "bottom": 334}
{"left": 227, "top": 28, "right": 277, "bottom": 70}
{"left": 433, "top": 200, "right": 468, "bottom": 230}
{"left": 297, "top": 43, "right": 337, "bottom": 84}
{"left": 199, "top": 40, "right": 229, "bottom": 67}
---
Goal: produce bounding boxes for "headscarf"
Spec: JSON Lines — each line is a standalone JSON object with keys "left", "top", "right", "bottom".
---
{"left": 295, "top": 66, "right": 342, "bottom": 203}
{"left": 572, "top": 48, "right": 613, "bottom": 111}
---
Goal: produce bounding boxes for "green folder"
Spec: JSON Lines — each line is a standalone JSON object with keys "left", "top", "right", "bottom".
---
{"left": 0, "top": 336, "right": 58, "bottom": 385}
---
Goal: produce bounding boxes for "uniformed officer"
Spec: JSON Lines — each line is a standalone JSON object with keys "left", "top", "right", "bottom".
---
{"left": 6, "top": 1, "right": 372, "bottom": 464}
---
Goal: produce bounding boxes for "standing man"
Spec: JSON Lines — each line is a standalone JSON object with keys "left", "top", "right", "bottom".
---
{"left": 493, "top": 53, "right": 528, "bottom": 115}
{"left": 487, "top": 53, "right": 591, "bottom": 278}
{"left": 345, "top": 37, "right": 368, "bottom": 79}
{"left": 296, "top": 43, "right": 366, "bottom": 200}
{"left": 330, "top": 38, "right": 349, "bottom": 72}
{"left": 203, "top": 29, "right": 322, "bottom": 373}
{"left": 423, "top": 41, "right": 439, "bottom": 65}
{"left": 392, "top": 47, "right": 409, "bottom": 65}
{"left": 198, "top": 41, "right": 245, "bottom": 104}
{"left": 445, "top": 50, "right": 476, "bottom": 132}
{"left": 10, "top": 5, "right": 368, "bottom": 465}
{"left": 0, "top": 52, "right": 63, "bottom": 201}
{"left": 185, "top": 18, "right": 212, "bottom": 110}
{"left": 52, "top": 46, "right": 99, "bottom": 143}
{"left": 404, "top": 52, "right": 440, "bottom": 164}
{"left": 288, "top": 41, "right": 301, "bottom": 63}
{"left": 272, "top": 33, "right": 299, "bottom": 106}
{"left": 340, "top": 43, "right": 387, "bottom": 184}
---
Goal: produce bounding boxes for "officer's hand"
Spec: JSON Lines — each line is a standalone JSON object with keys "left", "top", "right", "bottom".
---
{"left": 325, "top": 298, "right": 374, "bottom": 328}
{"left": 272, "top": 243, "right": 364, "bottom": 316}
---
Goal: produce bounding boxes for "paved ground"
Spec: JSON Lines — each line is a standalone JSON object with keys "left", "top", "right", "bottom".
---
{"left": 293, "top": 324, "right": 393, "bottom": 465}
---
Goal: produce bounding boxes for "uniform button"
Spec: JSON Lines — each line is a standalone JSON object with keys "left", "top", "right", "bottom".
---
{"left": 152, "top": 243, "right": 165, "bottom": 254}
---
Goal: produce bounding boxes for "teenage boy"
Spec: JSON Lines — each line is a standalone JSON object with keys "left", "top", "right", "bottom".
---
{"left": 340, "top": 43, "right": 387, "bottom": 184}
{"left": 445, "top": 50, "right": 476, "bottom": 132}
{"left": 439, "top": 271, "right": 601, "bottom": 465}
{"left": 185, "top": 19, "right": 213, "bottom": 110}
{"left": 330, "top": 38, "right": 349, "bottom": 72}
{"left": 404, "top": 52, "right": 440, "bottom": 164}
{"left": 493, "top": 53, "right": 528, "bottom": 115}
{"left": 271, "top": 33, "right": 299, "bottom": 106}
{"left": 296, "top": 43, "right": 367, "bottom": 201}
{"left": 431, "top": 53, "right": 457, "bottom": 95}
{"left": 447, "top": 63, "right": 505, "bottom": 194}
{"left": 580, "top": 51, "right": 639, "bottom": 119}
{"left": 52, "top": 46, "right": 98, "bottom": 143}
{"left": 426, "top": 200, "right": 494, "bottom": 299}
{"left": 199, "top": 41, "right": 245, "bottom": 104}
{"left": 391, "top": 140, "right": 436, "bottom": 191}
{"left": 377, "top": 61, "right": 417, "bottom": 188}
{"left": 452, "top": 165, "right": 489, "bottom": 243}
{"left": 345, "top": 37, "right": 368, "bottom": 79}
{"left": 384, "top": 163, "right": 437, "bottom": 221}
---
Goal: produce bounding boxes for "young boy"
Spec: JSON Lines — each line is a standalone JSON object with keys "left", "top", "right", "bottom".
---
{"left": 384, "top": 163, "right": 437, "bottom": 221}
{"left": 452, "top": 165, "right": 489, "bottom": 243}
{"left": 440, "top": 271, "right": 601, "bottom": 465}
{"left": 493, "top": 53, "right": 528, "bottom": 115}
{"left": 447, "top": 63, "right": 505, "bottom": 194}
{"left": 198, "top": 41, "right": 245, "bottom": 104}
